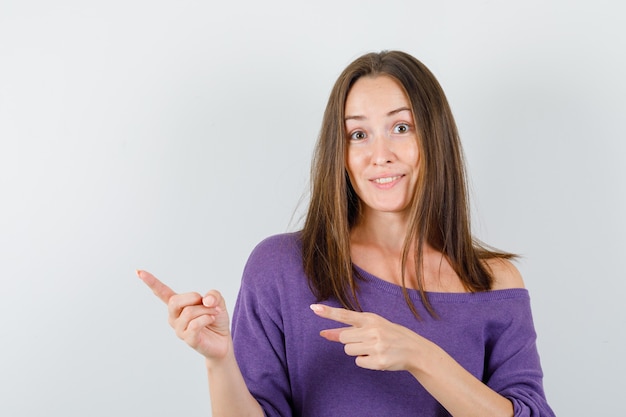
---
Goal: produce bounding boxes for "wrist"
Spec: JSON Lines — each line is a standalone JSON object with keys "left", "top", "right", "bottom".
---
{"left": 205, "top": 339, "right": 235, "bottom": 370}
{"left": 407, "top": 336, "right": 444, "bottom": 378}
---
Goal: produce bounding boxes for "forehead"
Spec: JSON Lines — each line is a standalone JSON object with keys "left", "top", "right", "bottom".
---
{"left": 345, "top": 75, "right": 410, "bottom": 115}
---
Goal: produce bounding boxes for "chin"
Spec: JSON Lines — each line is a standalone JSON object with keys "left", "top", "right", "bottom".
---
{"left": 367, "top": 204, "right": 411, "bottom": 215}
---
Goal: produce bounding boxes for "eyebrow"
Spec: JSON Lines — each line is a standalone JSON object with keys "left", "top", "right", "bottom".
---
{"left": 344, "top": 106, "right": 412, "bottom": 121}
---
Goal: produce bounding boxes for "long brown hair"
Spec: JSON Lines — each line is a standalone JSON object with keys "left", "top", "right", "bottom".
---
{"left": 301, "top": 51, "right": 514, "bottom": 317}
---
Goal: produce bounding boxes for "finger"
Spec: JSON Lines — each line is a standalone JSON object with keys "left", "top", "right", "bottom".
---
{"left": 202, "top": 289, "right": 226, "bottom": 312}
{"left": 355, "top": 355, "right": 380, "bottom": 371}
{"left": 183, "top": 314, "right": 217, "bottom": 345}
{"left": 137, "top": 269, "right": 176, "bottom": 304}
{"left": 168, "top": 292, "right": 204, "bottom": 319}
{"left": 310, "top": 304, "right": 367, "bottom": 326}
{"left": 186, "top": 313, "right": 217, "bottom": 334}
{"left": 321, "top": 326, "right": 369, "bottom": 345}
{"left": 319, "top": 327, "right": 350, "bottom": 342}
{"left": 180, "top": 305, "right": 220, "bottom": 332}
{"left": 343, "top": 342, "right": 368, "bottom": 358}
{"left": 171, "top": 304, "right": 219, "bottom": 336}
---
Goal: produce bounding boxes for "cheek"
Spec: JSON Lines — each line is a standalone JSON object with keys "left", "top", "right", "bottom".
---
{"left": 345, "top": 149, "right": 362, "bottom": 180}
{"left": 408, "top": 141, "right": 420, "bottom": 168}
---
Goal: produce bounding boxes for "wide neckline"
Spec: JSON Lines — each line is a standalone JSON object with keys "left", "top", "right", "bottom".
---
{"left": 353, "top": 264, "right": 528, "bottom": 303}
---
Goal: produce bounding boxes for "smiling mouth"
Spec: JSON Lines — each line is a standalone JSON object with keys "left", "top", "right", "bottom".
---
{"left": 373, "top": 175, "right": 402, "bottom": 184}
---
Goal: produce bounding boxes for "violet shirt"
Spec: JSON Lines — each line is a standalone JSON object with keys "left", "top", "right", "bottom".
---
{"left": 232, "top": 233, "right": 555, "bottom": 416}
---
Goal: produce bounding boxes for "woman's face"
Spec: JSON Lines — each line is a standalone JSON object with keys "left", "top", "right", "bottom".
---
{"left": 344, "top": 75, "right": 420, "bottom": 218}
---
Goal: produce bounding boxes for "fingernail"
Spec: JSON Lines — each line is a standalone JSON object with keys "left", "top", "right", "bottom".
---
{"left": 203, "top": 295, "right": 216, "bottom": 307}
{"left": 310, "top": 304, "right": 323, "bottom": 313}
{"left": 136, "top": 269, "right": 143, "bottom": 278}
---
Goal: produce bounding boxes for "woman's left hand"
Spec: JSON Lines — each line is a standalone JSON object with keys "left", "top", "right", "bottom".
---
{"left": 310, "top": 304, "right": 430, "bottom": 372}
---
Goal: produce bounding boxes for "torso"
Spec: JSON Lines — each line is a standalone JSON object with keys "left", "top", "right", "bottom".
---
{"left": 232, "top": 233, "right": 544, "bottom": 417}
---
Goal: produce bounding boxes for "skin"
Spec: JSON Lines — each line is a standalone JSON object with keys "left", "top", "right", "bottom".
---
{"left": 138, "top": 75, "right": 524, "bottom": 417}
{"left": 137, "top": 270, "right": 263, "bottom": 417}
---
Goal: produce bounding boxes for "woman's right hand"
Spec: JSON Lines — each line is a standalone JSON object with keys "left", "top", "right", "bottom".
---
{"left": 137, "top": 270, "right": 231, "bottom": 361}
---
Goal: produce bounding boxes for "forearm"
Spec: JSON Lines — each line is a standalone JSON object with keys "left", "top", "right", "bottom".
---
{"left": 409, "top": 341, "right": 513, "bottom": 417}
{"left": 206, "top": 341, "right": 264, "bottom": 417}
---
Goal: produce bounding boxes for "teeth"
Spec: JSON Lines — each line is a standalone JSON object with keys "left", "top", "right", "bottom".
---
{"left": 374, "top": 176, "right": 400, "bottom": 184}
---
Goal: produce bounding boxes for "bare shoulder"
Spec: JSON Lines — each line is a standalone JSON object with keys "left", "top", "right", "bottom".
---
{"left": 484, "top": 258, "right": 526, "bottom": 290}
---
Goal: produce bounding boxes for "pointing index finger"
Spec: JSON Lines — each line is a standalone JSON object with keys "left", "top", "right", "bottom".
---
{"left": 137, "top": 269, "right": 177, "bottom": 304}
{"left": 310, "top": 304, "right": 366, "bottom": 327}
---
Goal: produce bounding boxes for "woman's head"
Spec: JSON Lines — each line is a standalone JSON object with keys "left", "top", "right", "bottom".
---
{"left": 312, "top": 50, "right": 467, "bottom": 250}
{"left": 343, "top": 74, "right": 421, "bottom": 219}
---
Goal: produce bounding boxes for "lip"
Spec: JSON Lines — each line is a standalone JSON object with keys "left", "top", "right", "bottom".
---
{"left": 369, "top": 174, "right": 404, "bottom": 188}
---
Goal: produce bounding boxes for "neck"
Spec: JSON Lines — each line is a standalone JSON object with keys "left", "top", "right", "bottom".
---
{"left": 351, "top": 210, "right": 411, "bottom": 253}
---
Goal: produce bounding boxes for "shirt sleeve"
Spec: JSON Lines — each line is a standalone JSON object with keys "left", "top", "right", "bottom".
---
{"left": 231, "top": 237, "right": 294, "bottom": 417}
{"left": 484, "top": 295, "right": 556, "bottom": 417}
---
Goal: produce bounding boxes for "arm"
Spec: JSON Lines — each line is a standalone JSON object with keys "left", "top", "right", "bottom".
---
{"left": 482, "top": 260, "right": 554, "bottom": 416}
{"left": 311, "top": 261, "right": 554, "bottom": 417}
{"left": 205, "top": 342, "right": 264, "bottom": 417}
{"left": 407, "top": 337, "right": 514, "bottom": 417}
{"left": 229, "top": 267, "right": 295, "bottom": 417}
{"left": 407, "top": 259, "right": 521, "bottom": 415}
{"left": 137, "top": 270, "right": 263, "bottom": 417}
{"left": 311, "top": 304, "right": 513, "bottom": 417}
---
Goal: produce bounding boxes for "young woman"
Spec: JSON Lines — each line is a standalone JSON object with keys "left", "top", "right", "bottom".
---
{"left": 139, "top": 50, "right": 555, "bottom": 417}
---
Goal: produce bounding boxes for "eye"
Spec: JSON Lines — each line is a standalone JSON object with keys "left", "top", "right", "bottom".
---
{"left": 393, "top": 123, "right": 410, "bottom": 134}
{"left": 349, "top": 130, "right": 367, "bottom": 141}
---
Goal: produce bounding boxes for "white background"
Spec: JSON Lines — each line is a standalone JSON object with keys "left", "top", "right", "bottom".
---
{"left": 1, "top": 0, "right": 624, "bottom": 415}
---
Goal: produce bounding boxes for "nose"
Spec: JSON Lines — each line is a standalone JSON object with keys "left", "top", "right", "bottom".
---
{"left": 371, "top": 134, "right": 395, "bottom": 166}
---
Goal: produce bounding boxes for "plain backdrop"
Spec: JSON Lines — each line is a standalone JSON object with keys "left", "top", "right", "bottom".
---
{"left": 1, "top": 0, "right": 624, "bottom": 415}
